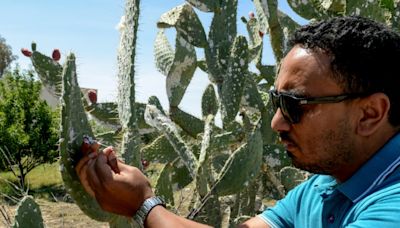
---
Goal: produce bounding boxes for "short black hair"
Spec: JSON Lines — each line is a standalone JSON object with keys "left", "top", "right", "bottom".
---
{"left": 289, "top": 16, "right": 400, "bottom": 127}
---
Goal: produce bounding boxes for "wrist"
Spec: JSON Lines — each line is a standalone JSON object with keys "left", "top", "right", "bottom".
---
{"left": 144, "top": 205, "right": 171, "bottom": 227}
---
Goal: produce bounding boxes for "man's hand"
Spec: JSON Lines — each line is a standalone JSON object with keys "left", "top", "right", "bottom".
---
{"left": 76, "top": 146, "right": 154, "bottom": 217}
{"left": 75, "top": 139, "right": 264, "bottom": 227}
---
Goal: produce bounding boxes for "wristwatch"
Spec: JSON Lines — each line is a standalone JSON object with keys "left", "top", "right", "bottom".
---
{"left": 134, "top": 196, "right": 166, "bottom": 227}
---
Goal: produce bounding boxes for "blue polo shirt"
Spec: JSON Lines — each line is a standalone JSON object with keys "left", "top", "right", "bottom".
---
{"left": 259, "top": 133, "right": 400, "bottom": 227}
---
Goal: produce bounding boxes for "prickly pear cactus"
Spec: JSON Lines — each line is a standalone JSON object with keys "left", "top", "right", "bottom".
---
{"left": 21, "top": 43, "right": 153, "bottom": 148}
{"left": 59, "top": 53, "right": 115, "bottom": 222}
{"left": 20, "top": 43, "right": 63, "bottom": 100}
{"left": 150, "top": 0, "right": 289, "bottom": 226}
{"left": 147, "top": 1, "right": 400, "bottom": 226}
{"left": 23, "top": 0, "right": 400, "bottom": 227}
{"left": 12, "top": 196, "right": 44, "bottom": 228}
{"left": 286, "top": 0, "right": 400, "bottom": 30}
{"left": 149, "top": 0, "right": 400, "bottom": 225}
{"left": 58, "top": 0, "right": 141, "bottom": 227}
{"left": 116, "top": 0, "right": 142, "bottom": 167}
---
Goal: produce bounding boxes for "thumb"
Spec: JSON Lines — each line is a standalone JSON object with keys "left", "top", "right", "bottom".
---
{"left": 103, "top": 147, "right": 120, "bottom": 174}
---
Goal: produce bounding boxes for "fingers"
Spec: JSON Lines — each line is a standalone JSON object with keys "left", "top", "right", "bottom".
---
{"left": 86, "top": 153, "right": 119, "bottom": 205}
{"left": 80, "top": 138, "right": 92, "bottom": 157}
{"left": 80, "top": 146, "right": 119, "bottom": 193}
{"left": 76, "top": 152, "right": 97, "bottom": 175}
{"left": 86, "top": 157, "right": 103, "bottom": 195}
{"left": 93, "top": 153, "right": 115, "bottom": 184}
{"left": 103, "top": 147, "right": 120, "bottom": 174}
{"left": 79, "top": 163, "right": 96, "bottom": 197}
{"left": 79, "top": 136, "right": 117, "bottom": 198}
{"left": 81, "top": 137, "right": 99, "bottom": 156}
{"left": 90, "top": 141, "right": 100, "bottom": 152}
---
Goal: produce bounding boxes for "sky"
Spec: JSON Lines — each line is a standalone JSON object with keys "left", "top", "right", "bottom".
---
{"left": 0, "top": 0, "right": 307, "bottom": 117}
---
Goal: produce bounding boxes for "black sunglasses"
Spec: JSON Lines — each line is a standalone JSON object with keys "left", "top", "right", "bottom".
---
{"left": 268, "top": 89, "right": 365, "bottom": 124}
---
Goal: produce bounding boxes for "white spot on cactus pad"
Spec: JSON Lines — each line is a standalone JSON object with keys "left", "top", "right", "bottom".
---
{"left": 116, "top": 15, "right": 126, "bottom": 31}
{"left": 70, "top": 71, "right": 77, "bottom": 87}
{"left": 68, "top": 129, "right": 76, "bottom": 144}
{"left": 355, "top": 8, "right": 360, "bottom": 16}
{"left": 167, "top": 56, "right": 195, "bottom": 98}
{"left": 265, "top": 155, "right": 281, "bottom": 168}
{"left": 240, "top": 59, "right": 245, "bottom": 66}
{"left": 283, "top": 27, "right": 289, "bottom": 50}
{"left": 260, "top": 0, "right": 270, "bottom": 18}
{"left": 178, "top": 36, "right": 192, "bottom": 50}
{"left": 209, "top": 40, "right": 214, "bottom": 48}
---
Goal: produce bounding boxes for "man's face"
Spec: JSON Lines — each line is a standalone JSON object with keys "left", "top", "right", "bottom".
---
{"left": 271, "top": 46, "right": 358, "bottom": 176}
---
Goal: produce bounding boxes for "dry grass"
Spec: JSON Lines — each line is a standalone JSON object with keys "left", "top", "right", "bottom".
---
{"left": 0, "top": 162, "right": 63, "bottom": 197}
{"left": 0, "top": 199, "right": 109, "bottom": 227}
{"left": 0, "top": 161, "right": 110, "bottom": 227}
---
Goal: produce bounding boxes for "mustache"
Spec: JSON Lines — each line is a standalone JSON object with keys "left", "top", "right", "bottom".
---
{"left": 278, "top": 132, "right": 296, "bottom": 157}
{"left": 278, "top": 132, "right": 296, "bottom": 146}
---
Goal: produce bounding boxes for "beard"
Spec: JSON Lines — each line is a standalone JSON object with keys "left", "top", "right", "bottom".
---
{"left": 283, "top": 118, "right": 355, "bottom": 175}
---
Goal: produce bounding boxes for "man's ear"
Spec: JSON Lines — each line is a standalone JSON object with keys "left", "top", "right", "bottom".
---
{"left": 356, "top": 93, "right": 391, "bottom": 136}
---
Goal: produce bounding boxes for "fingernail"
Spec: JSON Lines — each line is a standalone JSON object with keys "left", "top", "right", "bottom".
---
{"left": 88, "top": 152, "right": 97, "bottom": 159}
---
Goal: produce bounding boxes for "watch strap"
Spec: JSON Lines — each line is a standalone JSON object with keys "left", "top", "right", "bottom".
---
{"left": 134, "top": 196, "right": 166, "bottom": 227}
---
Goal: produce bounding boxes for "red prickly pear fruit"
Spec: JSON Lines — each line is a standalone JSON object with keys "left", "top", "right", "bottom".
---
{"left": 21, "top": 48, "right": 32, "bottom": 57}
{"left": 52, "top": 49, "right": 61, "bottom": 61}
{"left": 141, "top": 159, "right": 149, "bottom": 169}
{"left": 249, "top": 11, "right": 255, "bottom": 19}
{"left": 259, "top": 31, "right": 264, "bottom": 38}
{"left": 87, "top": 90, "right": 97, "bottom": 104}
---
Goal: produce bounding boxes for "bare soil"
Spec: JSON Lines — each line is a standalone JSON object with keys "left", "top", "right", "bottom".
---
{"left": 1, "top": 199, "right": 108, "bottom": 228}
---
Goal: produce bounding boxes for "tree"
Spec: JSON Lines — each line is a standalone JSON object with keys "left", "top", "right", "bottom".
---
{"left": 0, "top": 69, "right": 58, "bottom": 188}
{"left": 0, "top": 36, "right": 17, "bottom": 77}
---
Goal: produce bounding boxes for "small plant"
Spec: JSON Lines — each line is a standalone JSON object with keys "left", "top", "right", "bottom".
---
{"left": 12, "top": 195, "right": 44, "bottom": 228}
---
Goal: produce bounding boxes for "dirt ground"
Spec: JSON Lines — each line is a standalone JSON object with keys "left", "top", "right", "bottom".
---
{"left": 0, "top": 199, "right": 108, "bottom": 228}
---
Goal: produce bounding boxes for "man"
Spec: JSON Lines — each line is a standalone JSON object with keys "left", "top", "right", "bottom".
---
{"left": 76, "top": 16, "right": 400, "bottom": 227}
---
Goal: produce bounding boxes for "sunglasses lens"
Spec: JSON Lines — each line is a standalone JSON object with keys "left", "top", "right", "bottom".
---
{"left": 281, "top": 95, "right": 302, "bottom": 123}
{"left": 269, "top": 90, "right": 303, "bottom": 124}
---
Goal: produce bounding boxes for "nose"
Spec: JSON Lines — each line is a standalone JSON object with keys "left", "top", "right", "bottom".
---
{"left": 271, "top": 109, "right": 291, "bottom": 133}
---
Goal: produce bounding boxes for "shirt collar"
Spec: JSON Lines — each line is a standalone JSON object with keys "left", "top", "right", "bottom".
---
{"left": 337, "top": 132, "right": 400, "bottom": 203}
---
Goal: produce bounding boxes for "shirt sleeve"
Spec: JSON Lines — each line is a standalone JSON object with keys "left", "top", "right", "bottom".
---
{"left": 258, "top": 175, "right": 318, "bottom": 228}
{"left": 258, "top": 175, "right": 321, "bottom": 228}
{"left": 258, "top": 189, "right": 297, "bottom": 227}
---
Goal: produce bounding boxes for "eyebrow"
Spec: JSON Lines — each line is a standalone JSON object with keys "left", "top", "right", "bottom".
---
{"left": 271, "top": 86, "right": 309, "bottom": 98}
